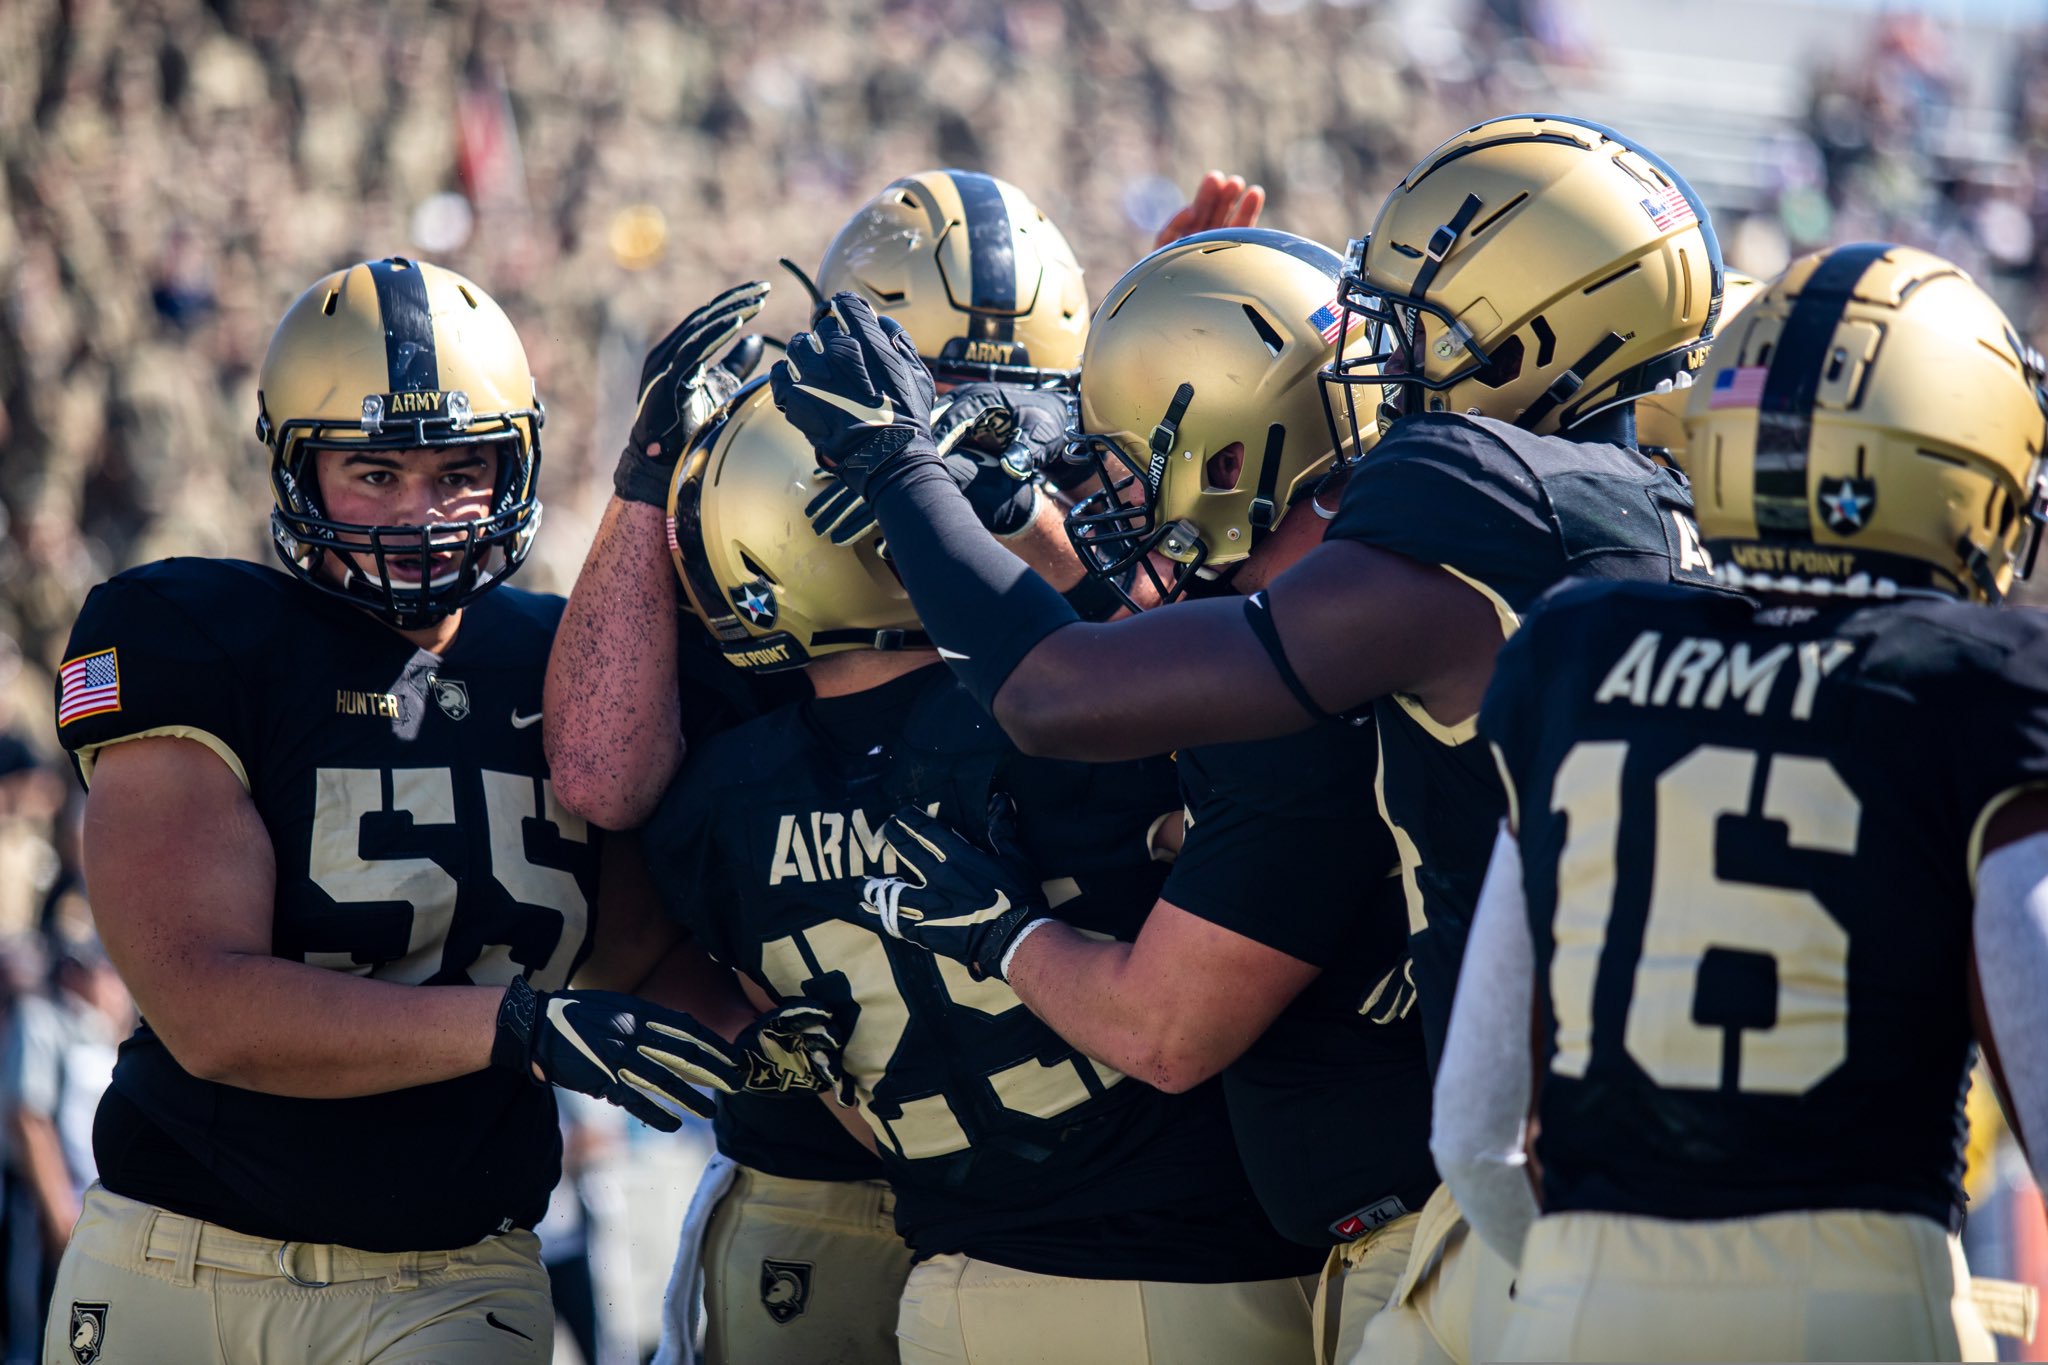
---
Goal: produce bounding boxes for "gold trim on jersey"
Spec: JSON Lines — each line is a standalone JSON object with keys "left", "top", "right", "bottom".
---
{"left": 1376, "top": 729, "right": 1429, "bottom": 936}
{"left": 74, "top": 726, "right": 250, "bottom": 792}
{"left": 1490, "top": 741, "right": 1520, "bottom": 835}
{"left": 1967, "top": 781, "right": 2048, "bottom": 892}
{"left": 1388, "top": 564, "right": 1523, "bottom": 744}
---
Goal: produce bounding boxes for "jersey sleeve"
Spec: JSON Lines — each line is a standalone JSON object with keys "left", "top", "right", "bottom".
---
{"left": 1956, "top": 616, "right": 2048, "bottom": 882}
{"left": 1326, "top": 416, "right": 1558, "bottom": 621}
{"left": 55, "top": 572, "right": 252, "bottom": 789}
{"left": 1161, "top": 728, "right": 1391, "bottom": 967}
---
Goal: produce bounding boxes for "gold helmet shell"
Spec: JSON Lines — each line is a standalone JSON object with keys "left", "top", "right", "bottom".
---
{"left": 257, "top": 256, "right": 544, "bottom": 626}
{"left": 817, "top": 170, "right": 1088, "bottom": 388}
{"left": 1323, "top": 114, "right": 1721, "bottom": 443}
{"left": 668, "top": 378, "right": 928, "bottom": 672}
{"left": 1685, "top": 243, "right": 2048, "bottom": 602}
{"left": 1637, "top": 270, "right": 1764, "bottom": 470}
{"left": 1063, "top": 229, "right": 1375, "bottom": 606}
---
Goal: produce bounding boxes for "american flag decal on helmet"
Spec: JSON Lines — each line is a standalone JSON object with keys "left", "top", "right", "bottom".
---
{"left": 1308, "top": 299, "right": 1347, "bottom": 344}
{"left": 1642, "top": 184, "right": 1696, "bottom": 233}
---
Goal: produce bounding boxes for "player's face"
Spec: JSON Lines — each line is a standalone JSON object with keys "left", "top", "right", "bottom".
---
{"left": 312, "top": 445, "right": 502, "bottom": 587}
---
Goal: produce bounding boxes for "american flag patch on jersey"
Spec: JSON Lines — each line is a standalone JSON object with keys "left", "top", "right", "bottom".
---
{"left": 1641, "top": 184, "right": 1696, "bottom": 232}
{"left": 57, "top": 648, "right": 121, "bottom": 726}
{"left": 1709, "top": 365, "right": 1769, "bottom": 410}
{"left": 1308, "top": 299, "right": 1347, "bottom": 344}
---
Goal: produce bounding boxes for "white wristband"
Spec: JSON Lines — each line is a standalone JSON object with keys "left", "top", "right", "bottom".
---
{"left": 998, "top": 917, "right": 1054, "bottom": 982}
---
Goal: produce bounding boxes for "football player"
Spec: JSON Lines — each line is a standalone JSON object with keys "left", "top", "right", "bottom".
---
{"left": 544, "top": 169, "right": 1259, "bottom": 1365}
{"left": 643, "top": 382, "right": 1325, "bottom": 1365}
{"left": 1441, "top": 243, "right": 2048, "bottom": 1361}
{"left": 853, "top": 226, "right": 1436, "bottom": 1365}
{"left": 769, "top": 114, "right": 1728, "bottom": 1364}
{"left": 44, "top": 258, "right": 840, "bottom": 1365}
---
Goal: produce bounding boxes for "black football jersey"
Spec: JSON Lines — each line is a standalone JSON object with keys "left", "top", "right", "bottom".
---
{"left": 1167, "top": 724, "right": 1437, "bottom": 1247}
{"left": 1480, "top": 581, "right": 2048, "bottom": 1226}
{"left": 57, "top": 559, "right": 594, "bottom": 1252}
{"left": 1326, "top": 413, "right": 1724, "bottom": 1070}
{"left": 642, "top": 663, "right": 1317, "bottom": 1282}
{"left": 671, "top": 625, "right": 884, "bottom": 1183}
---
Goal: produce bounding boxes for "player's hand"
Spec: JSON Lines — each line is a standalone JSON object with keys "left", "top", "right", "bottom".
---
{"left": 804, "top": 468, "right": 879, "bottom": 546}
{"left": 735, "top": 1001, "right": 856, "bottom": 1106}
{"left": 932, "top": 384, "right": 1073, "bottom": 535}
{"left": 857, "top": 798, "right": 1049, "bottom": 982}
{"left": 615, "top": 281, "right": 770, "bottom": 507}
{"left": 1152, "top": 170, "right": 1266, "bottom": 250}
{"left": 769, "top": 291, "right": 939, "bottom": 501}
{"left": 493, "top": 978, "right": 742, "bottom": 1131}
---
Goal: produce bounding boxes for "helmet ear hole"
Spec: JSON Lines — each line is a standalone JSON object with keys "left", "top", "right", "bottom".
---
{"left": 1205, "top": 443, "right": 1246, "bottom": 492}
{"left": 1473, "top": 335, "right": 1526, "bottom": 390}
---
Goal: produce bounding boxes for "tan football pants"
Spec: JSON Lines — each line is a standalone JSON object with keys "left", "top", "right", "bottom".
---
{"left": 1499, "top": 1208, "right": 1998, "bottom": 1362}
{"left": 700, "top": 1164, "right": 911, "bottom": 1365}
{"left": 1312, "top": 1211, "right": 1420, "bottom": 1365}
{"left": 1350, "top": 1183, "right": 1517, "bottom": 1365}
{"left": 895, "top": 1252, "right": 1315, "bottom": 1364}
{"left": 44, "top": 1183, "right": 552, "bottom": 1364}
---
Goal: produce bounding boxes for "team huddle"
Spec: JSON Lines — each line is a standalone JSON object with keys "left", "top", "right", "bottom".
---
{"left": 39, "top": 112, "right": 2048, "bottom": 1364}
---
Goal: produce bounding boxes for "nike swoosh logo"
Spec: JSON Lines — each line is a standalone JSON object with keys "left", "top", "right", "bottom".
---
{"left": 948, "top": 890, "right": 1012, "bottom": 926}
{"left": 486, "top": 1312, "right": 534, "bottom": 1341}
{"left": 510, "top": 709, "right": 542, "bottom": 729}
{"left": 937, "top": 647, "right": 971, "bottom": 660}
{"left": 795, "top": 383, "right": 894, "bottom": 428}
{"left": 547, "top": 998, "right": 616, "bottom": 1082}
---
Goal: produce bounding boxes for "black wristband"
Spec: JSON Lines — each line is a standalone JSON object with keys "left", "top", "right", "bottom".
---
{"left": 1061, "top": 572, "right": 1127, "bottom": 623}
{"left": 613, "top": 443, "right": 679, "bottom": 509}
{"left": 492, "top": 975, "right": 544, "bottom": 1081}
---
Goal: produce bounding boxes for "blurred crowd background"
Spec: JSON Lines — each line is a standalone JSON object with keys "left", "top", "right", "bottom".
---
{"left": 6, "top": 0, "right": 2048, "bottom": 1359}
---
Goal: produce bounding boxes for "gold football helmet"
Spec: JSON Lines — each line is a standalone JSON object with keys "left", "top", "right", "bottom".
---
{"left": 257, "top": 256, "right": 543, "bottom": 626}
{"left": 1322, "top": 114, "right": 1721, "bottom": 446}
{"left": 1686, "top": 243, "right": 2048, "bottom": 602}
{"left": 668, "top": 378, "right": 927, "bottom": 672}
{"left": 1063, "top": 229, "right": 1376, "bottom": 606}
{"left": 1636, "top": 270, "right": 1764, "bottom": 470}
{"left": 816, "top": 170, "right": 1088, "bottom": 388}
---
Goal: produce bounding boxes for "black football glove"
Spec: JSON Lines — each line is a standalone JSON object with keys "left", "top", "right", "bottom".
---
{"left": 803, "top": 468, "right": 880, "bottom": 546}
{"left": 857, "top": 797, "right": 1049, "bottom": 982}
{"left": 615, "top": 280, "right": 771, "bottom": 507}
{"left": 931, "top": 384, "right": 1074, "bottom": 536}
{"left": 734, "top": 1001, "right": 855, "bottom": 1106}
{"left": 768, "top": 291, "right": 940, "bottom": 500}
{"left": 493, "top": 977, "right": 745, "bottom": 1131}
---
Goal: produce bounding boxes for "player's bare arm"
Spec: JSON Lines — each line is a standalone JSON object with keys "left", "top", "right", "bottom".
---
{"left": 545, "top": 496, "right": 688, "bottom": 829}
{"left": 547, "top": 283, "right": 769, "bottom": 829}
{"left": 1003, "top": 904, "right": 1317, "bottom": 1092}
{"left": 85, "top": 735, "right": 506, "bottom": 1097}
{"left": 770, "top": 291, "right": 1505, "bottom": 761}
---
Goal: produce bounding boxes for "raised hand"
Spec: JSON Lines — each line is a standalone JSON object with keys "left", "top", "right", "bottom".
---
{"left": 615, "top": 280, "right": 771, "bottom": 507}
{"left": 769, "top": 292, "right": 940, "bottom": 501}
{"left": 1152, "top": 171, "right": 1266, "bottom": 250}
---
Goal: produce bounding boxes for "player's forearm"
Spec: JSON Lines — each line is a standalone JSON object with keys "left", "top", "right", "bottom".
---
{"left": 544, "top": 497, "right": 684, "bottom": 829}
{"left": 998, "top": 493, "right": 1085, "bottom": 591}
{"left": 1972, "top": 830, "right": 2048, "bottom": 1183}
{"left": 1005, "top": 923, "right": 1236, "bottom": 1093}
{"left": 156, "top": 956, "right": 506, "bottom": 1098}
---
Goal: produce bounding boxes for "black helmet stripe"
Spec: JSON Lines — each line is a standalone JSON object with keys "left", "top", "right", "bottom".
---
{"left": 1751, "top": 242, "right": 1892, "bottom": 540}
{"left": 950, "top": 171, "right": 1017, "bottom": 343}
{"left": 367, "top": 257, "right": 440, "bottom": 394}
